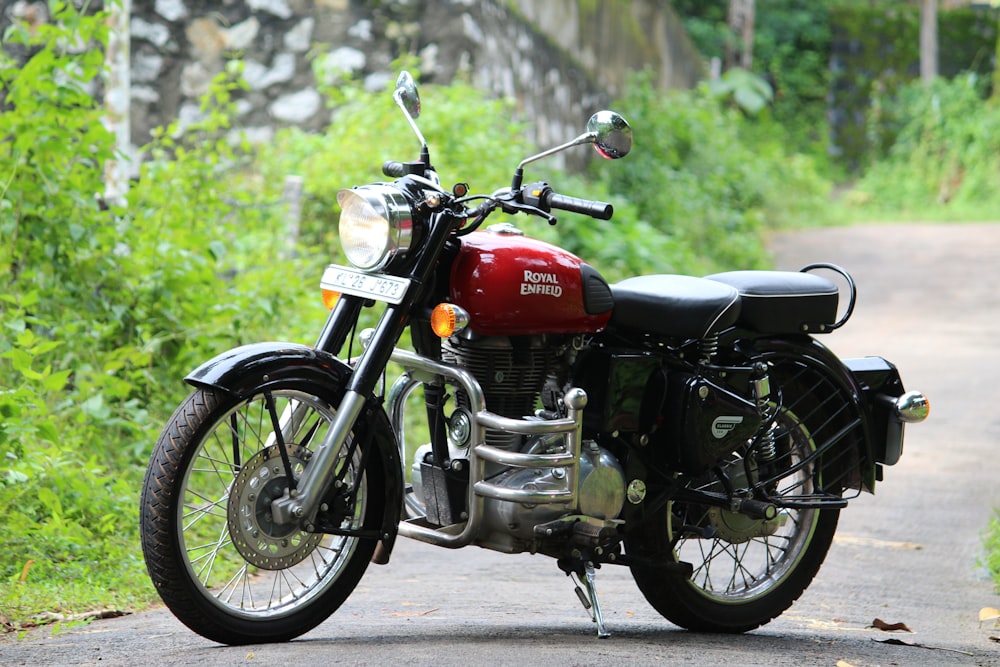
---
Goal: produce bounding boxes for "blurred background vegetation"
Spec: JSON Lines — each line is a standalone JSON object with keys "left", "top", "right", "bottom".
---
{"left": 1, "top": 0, "right": 999, "bottom": 630}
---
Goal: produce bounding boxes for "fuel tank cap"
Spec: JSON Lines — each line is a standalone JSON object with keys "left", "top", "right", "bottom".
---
{"left": 486, "top": 222, "right": 524, "bottom": 236}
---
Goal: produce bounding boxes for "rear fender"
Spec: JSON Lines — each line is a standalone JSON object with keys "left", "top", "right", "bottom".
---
{"left": 185, "top": 342, "right": 403, "bottom": 559}
{"left": 750, "top": 337, "right": 880, "bottom": 493}
{"left": 842, "top": 356, "right": 908, "bottom": 467}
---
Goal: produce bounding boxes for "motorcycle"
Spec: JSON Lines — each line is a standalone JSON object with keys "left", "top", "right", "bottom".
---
{"left": 139, "top": 72, "right": 929, "bottom": 644}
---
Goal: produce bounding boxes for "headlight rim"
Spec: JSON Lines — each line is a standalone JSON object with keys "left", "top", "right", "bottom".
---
{"left": 336, "top": 184, "right": 413, "bottom": 272}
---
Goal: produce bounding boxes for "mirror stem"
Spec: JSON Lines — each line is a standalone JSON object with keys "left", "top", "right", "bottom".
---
{"left": 516, "top": 132, "right": 596, "bottom": 173}
{"left": 394, "top": 91, "right": 427, "bottom": 147}
{"left": 511, "top": 167, "right": 524, "bottom": 191}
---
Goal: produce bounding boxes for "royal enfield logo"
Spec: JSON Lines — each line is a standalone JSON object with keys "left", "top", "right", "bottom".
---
{"left": 520, "top": 270, "right": 563, "bottom": 297}
{"left": 711, "top": 416, "right": 744, "bottom": 439}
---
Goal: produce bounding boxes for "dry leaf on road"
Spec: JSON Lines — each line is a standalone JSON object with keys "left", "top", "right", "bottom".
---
{"left": 870, "top": 618, "right": 912, "bottom": 632}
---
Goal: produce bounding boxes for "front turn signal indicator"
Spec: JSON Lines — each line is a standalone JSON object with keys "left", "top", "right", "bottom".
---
{"left": 430, "top": 303, "right": 470, "bottom": 338}
{"left": 321, "top": 289, "right": 341, "bottom": 310}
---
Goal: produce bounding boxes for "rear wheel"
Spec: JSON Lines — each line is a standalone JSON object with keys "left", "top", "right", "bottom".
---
{"left": 140, "top": 383, "right": 385, "bottom": 645}
{"left": 627, "top": 391, "right": 840, "bottom": 633}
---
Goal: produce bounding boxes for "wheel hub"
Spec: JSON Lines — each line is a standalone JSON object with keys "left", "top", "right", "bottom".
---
{"left": 227, "top": 444, "right": 322, "bottom": 570}
{"left": 706, "top": 505, "right": 781, "bottom": 543}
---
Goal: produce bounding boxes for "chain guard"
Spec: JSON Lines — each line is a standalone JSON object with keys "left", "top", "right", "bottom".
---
{"left": 227, "top": 444, "right": 322, "bottom": 570}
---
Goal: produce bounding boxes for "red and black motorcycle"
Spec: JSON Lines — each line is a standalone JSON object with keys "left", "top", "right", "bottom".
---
{"left": 140, "top": 72, "right": 929, "bottom": 644}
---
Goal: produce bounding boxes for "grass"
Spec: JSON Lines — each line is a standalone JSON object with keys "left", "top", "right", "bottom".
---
{"left": 984, "top": 511, "right": 1000, "bottom": 593}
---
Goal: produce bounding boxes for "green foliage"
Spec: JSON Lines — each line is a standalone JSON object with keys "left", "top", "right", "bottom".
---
{"left": 0, "top": 9, "right": 323, "bottom": 628}
{"left": 848, "top": 73, "right": 1000, "bottom": 220}
{"left": 602, "top": 73, "right": 832, "bottom": 276}
{"left": 125, "top": 62, "right": 324, "bottom": 365}
{"left": 0, "top": 1, "right": 155, "bottom": 626}
{"left": 669, "top": 0, "right": 729, "bottom": 63}
{"left": 709, "top": 67, "right": 774, "bottom": 115}
{"left": 753, "top": 0, "right": 835, "bottom": 155}
{"left": 672, "top": 1, "right": 998, "bottom": 167}
{"left": 670, "top": 0, "right": 837, "bottom": 156}
{"left": 828, "top": 3, "right": 998, "bottom": 168}
{"left": 985, "top": 510, "right": 1000, "bottom": 593}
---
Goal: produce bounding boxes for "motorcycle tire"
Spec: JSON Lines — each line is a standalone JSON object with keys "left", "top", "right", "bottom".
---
{"left": 627, "top": 372, "right": 842, "bottom": 634}
{"left": 140, "top": 382, "right": 385, "bottom": 645}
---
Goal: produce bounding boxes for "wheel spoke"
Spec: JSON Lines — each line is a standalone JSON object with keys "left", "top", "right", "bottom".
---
{"left": 189, "top": 521, "right": 233, "bottom": 585}
{"left": 182, "top": 497, "right": 227, "bottom": 528}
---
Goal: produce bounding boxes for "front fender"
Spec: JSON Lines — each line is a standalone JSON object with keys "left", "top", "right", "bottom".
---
{"left": 186, "top": 342, "right": 404, "bottom": 560}
{"left": 186, "top": 341, "right": 350, "bottom": 398}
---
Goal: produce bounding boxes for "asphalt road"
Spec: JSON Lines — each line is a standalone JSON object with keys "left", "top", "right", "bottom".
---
{"left": 3, "top": 222, "right": 1000, "bottom": 666}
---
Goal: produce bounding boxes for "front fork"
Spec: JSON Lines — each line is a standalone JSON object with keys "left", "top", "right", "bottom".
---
{"left": 270, "top": 295, "right": 415, "bottom": 526}
{"left": 271, "top": 207, "right": 460, "bottom": 528}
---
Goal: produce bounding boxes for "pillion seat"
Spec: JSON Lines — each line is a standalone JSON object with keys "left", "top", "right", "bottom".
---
{"left": 705, "top": 270, "right": 839, "bottom": 334}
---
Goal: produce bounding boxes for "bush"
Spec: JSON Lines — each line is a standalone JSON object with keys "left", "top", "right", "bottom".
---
{"left": 985, "top": 510, "right": 1000, "bottom": 592}
{"left": 603, "top": 72, "right": 833, "bottom": 276}
{"left": 0, "top": 1, "right": 153, "bottom": 624}
{"left": 670, "top": 0, "right": 836, "bottom": 158}
{"left": 0, "top": 11, "right": 319, "bottom": 627}
{"left": 848, "top": 74, "right": 1000, "bottom": 220}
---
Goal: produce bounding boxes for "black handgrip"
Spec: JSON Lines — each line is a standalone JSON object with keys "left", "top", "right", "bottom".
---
{"left": 545, "top": 192, "right": 614, "bottom": 220}
{"left": 382, "top": 161, "right": 406, "bottom": 177}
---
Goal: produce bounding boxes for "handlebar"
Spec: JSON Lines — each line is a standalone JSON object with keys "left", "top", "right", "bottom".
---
{"left": 382, "top": 161, "right": 408, "bottom": 178}
{"left": 379, "top": 168, "right": 614, "bottom": 223}
{"left": 521, "top": 182, "right": 613, "bottom": 221}
{"left": 544, "top": 192, "right": 613, "bottom": 220}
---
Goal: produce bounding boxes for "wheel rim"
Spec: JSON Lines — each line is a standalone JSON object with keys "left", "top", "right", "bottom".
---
{"left": 670, "top": 406, "right": 820, "bottom": 603}
{"left": 176, "top": 390, "right": 366, "bottom": 619}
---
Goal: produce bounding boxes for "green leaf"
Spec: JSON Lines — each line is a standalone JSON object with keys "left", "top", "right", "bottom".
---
{"left": 208, "top": 240, "right": 227, "bottom": 261}
{"left": 42, "top": 369, "right": 72, "bottom": 392}
{"left": 37, "top": 486, "right": 63, "bottom": 517}
{"left": 80, "top": 393, "right": 110, "bottom": 420}
{"left": 2, "top": 470, "right": 30, "bottom": 485}
{"left": 5, "top": 348, "right": 44, "bottom": 380}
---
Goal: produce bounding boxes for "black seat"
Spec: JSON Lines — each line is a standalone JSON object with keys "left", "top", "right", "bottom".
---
{"left": 610, "top": 275, "right": 741, "bottom": 339}
{"left": 705, "top": 270, "right": 839, "bottom": 334}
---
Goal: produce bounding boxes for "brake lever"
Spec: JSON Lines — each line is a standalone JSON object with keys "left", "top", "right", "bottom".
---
{"left": 498, "top": 196, "right": 558, "bottom": 225}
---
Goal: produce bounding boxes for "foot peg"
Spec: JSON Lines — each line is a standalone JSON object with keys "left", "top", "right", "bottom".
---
{"left": 570, "top": 562, "right": 611, "bottom": 639}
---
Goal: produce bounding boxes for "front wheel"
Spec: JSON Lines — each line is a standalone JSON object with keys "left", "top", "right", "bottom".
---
{"left": 627, "top": 391, "right": 840, "bottom": 633}
{"left": 140, "top": 383, "right": 385, "bottom": 645}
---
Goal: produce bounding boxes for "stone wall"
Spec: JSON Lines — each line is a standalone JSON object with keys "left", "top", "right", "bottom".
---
{"left": 4, "top": 0, "right": 702, "bottom": 164}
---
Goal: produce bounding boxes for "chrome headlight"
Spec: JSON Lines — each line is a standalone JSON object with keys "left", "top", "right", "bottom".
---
{"left": 337, "top": 184, "right": 413, "bottom": 271}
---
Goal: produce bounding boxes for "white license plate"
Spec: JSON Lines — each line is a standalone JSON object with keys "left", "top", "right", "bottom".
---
{"left": 320, "top": 265, "right": 410, "bottom": 304}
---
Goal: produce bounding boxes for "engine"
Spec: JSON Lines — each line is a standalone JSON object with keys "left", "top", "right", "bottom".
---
{"left": 434, "top": 332, "right": 626, "bottom": 553}
{"left": 442, "top": 333, "right": 555, "bottom": 441}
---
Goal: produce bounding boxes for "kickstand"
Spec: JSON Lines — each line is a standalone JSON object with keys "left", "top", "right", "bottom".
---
{"left": 570, "top": 562, "right": 611, "bottom": 639}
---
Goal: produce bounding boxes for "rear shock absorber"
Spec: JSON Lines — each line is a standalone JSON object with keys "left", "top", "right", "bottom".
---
{"left": 751, "top": 362, "right": 777, "bottom": 463}
{"left": 699, "top": 335, "right": 719, "bottom": 364}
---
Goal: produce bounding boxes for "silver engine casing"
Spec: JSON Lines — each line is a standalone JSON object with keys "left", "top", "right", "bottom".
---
{"left": 413, "top": 434, "right": 626, "bottom": 553}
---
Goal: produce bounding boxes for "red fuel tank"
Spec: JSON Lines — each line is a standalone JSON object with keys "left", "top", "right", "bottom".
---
{"left": 449, "top": 228, "right": 613, "bottom": 336}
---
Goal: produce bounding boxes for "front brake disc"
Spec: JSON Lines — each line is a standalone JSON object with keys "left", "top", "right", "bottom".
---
{"left": 227, "top": 444, "right": 322, "bottom": 570}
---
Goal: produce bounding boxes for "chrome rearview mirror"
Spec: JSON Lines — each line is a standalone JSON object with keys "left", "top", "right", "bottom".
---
{"left": 587, "top": 110, "right": 631, "bottom": 159}
{"left": 393, "top": 71, "right": 420, "bottom": 120}
{"left": 512, "top": 110, "right": 631, "bottom": 188}
{"left": 393, "top": 71, "right": 426, "bottom": 147}
{"left": 517, "top": 110, "right": 631, "bottom": 168}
